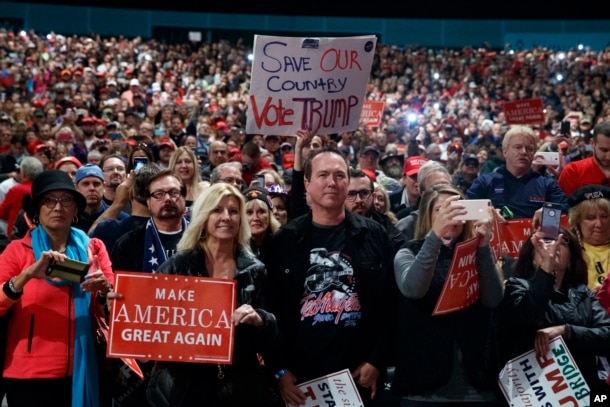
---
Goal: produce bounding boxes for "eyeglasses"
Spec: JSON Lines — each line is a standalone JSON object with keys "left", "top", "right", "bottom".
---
{"left": 346, "top": 189, "right": 372, "bottom": 201}
{"left": 148, "top": 189, "right": 183, "bottom": 200}
{"left": 41, "top": 195, "right": 75, "bottom": 209}
{"left": 219, "top": 177, "right": 245, "bottom": 188}
{"left": 103, "top": 166, "right": 126, "bottom": 173}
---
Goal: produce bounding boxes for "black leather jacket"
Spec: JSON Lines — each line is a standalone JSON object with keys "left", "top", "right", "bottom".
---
{"left": 500, "top": 269, "right": 610, "bottom": 393}
{"left": 146, "top": 245, "right": 278, "bottom": 407}
{"left": 264, "top": 210, "right": 396, "bottom": 383}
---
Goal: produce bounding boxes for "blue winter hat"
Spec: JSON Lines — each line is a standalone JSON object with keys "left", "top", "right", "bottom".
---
{"left": 75, "top": 163, "right": 104, "bottom": 184}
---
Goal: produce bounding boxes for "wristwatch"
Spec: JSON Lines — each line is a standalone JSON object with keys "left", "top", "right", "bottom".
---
{"left": 8, "top": 277, "right": 22, "bottom": 294}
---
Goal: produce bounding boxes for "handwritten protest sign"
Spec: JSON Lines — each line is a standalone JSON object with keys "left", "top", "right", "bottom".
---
{"left": 288, "top": 369, "right": 363, "bottom": 407}
{"left": 107, "top": 271, "right": 236, "bottom": 363}
{"left": 504, "top": 98, "right": 545, "bottom": 125}
{"left": 432, "top": 236, "right": 480, "bottom": 316}
{"left": 247, "top": 35, "right": 377, "bottom": 136}
{"left": 360, "top": 100, "right": 384, "bottom": 127}
{"left": 498, "top": 336, "right": 590, "bottom": 406}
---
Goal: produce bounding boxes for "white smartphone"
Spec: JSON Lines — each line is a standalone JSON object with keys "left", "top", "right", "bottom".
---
{"left": 451, "top": 199, "right": 492, "bottom": 221}
{"left": 532, "top": 152, "right": 559, "bottom": 166}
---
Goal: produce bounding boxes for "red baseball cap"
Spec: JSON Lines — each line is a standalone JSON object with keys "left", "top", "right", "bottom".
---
{"left": 403, "top": 155, "right": 428, "bottom": 176}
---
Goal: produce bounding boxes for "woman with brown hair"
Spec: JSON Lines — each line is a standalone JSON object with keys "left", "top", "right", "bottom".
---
{"left": 501, "top": 226, "right": 610, "bottom": 394}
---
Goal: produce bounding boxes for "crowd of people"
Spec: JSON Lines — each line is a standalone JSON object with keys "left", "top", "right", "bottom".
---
{"left": 1, "top": 27, "right": 610, "bottom": 406}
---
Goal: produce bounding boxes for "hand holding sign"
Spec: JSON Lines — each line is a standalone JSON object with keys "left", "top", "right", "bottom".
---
{"left": 535, "top": 325, "right": 566, "bottom": 359}
{"left": 473, "top": 219, "right": 493, "bottom": 247}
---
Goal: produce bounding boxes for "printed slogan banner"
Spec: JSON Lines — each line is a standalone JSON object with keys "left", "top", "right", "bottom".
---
{"left": 504, "top": 98, "right": 545, "bottom": 125}
{"left": 247, "top": 35, "right": 377, "bottom": 135}
{"left": 288, "top": 369, "right": 363, "bottom": 407}
{"left": 360, "top": 100, "right": 384, "bottom": 127}
{"left": 107, "top": 271, "right": 236, "bottom": 364}
{"left": 496, "top": 215, "right": 570, "bottom": 258}
{"left": 498, "top": 336, "right": 590, "bottom": 406}
{"left": 432, "top": 236, "right": 480, "bottom": 316}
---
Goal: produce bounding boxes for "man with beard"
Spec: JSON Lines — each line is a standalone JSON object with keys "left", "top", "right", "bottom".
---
{"left": 100, "top": 154, "right": 130, "bottom": 213}
{"left": 74, "top": 164, "right": 129, "bottom": 233}
{"left": 345, "top": 168, "right": 406, "bottom": 255}
{"left": 377, "top": 151, "right": 403, "bottom": 193}
{"left": 107, "top": 170, "right": 188, "bottom": 406}
{"left": 110, "top": 169, "right": 188, "bottom": 273}
{"left": 559, "top": 121, "right": 610, "bottom": 198}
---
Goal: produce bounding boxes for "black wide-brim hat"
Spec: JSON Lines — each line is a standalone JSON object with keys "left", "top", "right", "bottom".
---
{"left": 22, "top": 169, "right": 86, "bottom": 219}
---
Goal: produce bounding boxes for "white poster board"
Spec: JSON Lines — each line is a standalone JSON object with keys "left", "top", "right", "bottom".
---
{"left": 288, "top": 369, "right": 363, "bottom": 407}
{"left": 247, "top": 35, "right": 377, "bottom": 136}
{"left": 498, "top": 336, "right": 590, "bottom": 406}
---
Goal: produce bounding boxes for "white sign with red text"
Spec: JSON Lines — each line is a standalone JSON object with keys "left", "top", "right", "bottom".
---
{"left": 247, "top": 35, "right": 377, "bottom": 136}
{"left": 498, "top": 336, "right": 590, "bottom": 406}
{"left": 288, "top": 369, "right": 363, "bottom": 407}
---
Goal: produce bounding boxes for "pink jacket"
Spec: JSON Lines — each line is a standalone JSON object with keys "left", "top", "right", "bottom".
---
{"left": 0, "top": 232, "right": 114, "bottom": 379}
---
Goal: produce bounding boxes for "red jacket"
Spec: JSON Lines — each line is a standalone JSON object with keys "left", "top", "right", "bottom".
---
{"left": 0, "top": 232, "right": 114, "bottom": 379}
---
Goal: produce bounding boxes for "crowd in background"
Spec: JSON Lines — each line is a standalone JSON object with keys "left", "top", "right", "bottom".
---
{"left": 1, "top": 28, "right": 610, "bottom": 406}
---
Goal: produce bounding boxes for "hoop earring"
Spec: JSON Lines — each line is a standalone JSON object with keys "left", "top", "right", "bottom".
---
{"left": 73, "top": 216, "right": 79, "bottom": 224}
{"left": 32, "top": 216, "right": 39, "bottom": 225}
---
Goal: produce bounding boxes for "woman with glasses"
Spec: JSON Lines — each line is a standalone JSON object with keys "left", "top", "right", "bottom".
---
{"left": 499, "top": 226, "right": 610, "bottom": 395}
{"left": 144, "top": 183, "right": 280, "bottom": 407}
{"left": 392, "top": 184, "right": 504, "bottom": 405}
{"left": 0, "top": 170, "right": 114, "bottom": 406}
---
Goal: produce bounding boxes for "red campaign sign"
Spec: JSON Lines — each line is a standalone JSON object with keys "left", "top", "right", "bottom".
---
{"left": 504, "top": 98, "right": 545, "bottom": 125}
{"left": 498, "top": 215, "right": 570, "bottom": 258}
{"left": 360, "top": 100, "right": 385, "bottom": 127}
{"left": 107, "top": 271, "right": 236, "bottom": 364}
{"left": 433, "top": 236, "right": 480, "bottom": 316}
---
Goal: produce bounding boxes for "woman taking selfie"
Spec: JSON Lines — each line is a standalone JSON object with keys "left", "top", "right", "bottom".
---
{"left": 392, "top": 184, "right": 504, "bottom": 406}
{"left": 500, "top": 227, "right": 610, "bottom": 394}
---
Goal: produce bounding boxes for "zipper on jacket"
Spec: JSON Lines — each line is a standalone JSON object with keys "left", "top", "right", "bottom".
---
{"left": 27, "top": 314, "right": 34, "bottom": 352}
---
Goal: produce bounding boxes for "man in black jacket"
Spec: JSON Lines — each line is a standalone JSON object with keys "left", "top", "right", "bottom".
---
{"left": 345, "top": 167, "right": 406, "bottom": 255}
{"left": 265, "top": 147, "right": 396, "bottom": 407}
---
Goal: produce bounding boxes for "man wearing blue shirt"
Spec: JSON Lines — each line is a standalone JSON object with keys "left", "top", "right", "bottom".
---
{"left": 467, "top": 125, "right": 568, "bottom": 219}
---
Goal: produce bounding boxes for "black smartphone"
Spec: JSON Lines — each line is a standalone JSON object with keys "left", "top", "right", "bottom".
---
{"left": 256, "top": 174, "right": 266, "bottom": 187}
{"left": 560, "top": 121, "right": 570, "bottom": 136}
{"left": 46, "top": 258, "right": 89, "bottom": 283}
{"left": 133, "top": 157, "right": 148, "bottom": 172}
{"left": 540, "top": 202, "right": 562, "bottom": 241}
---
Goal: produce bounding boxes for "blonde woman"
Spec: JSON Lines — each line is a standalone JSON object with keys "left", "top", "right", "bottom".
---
{"left": 145, "top": 183, "right": 279, "bottom": 406}
{"left": 373, "top": 182, "right": 398, "bottom": 224}
{"left": 168, "top": 146, "right": 206, "bottom": 210}
{"left": 242, "top": 186, "right": 281, "bottom": 261}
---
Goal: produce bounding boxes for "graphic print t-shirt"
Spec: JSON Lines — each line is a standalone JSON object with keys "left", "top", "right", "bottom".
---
{"left": 294, "top": 221, "right": 362, "bottom": 380}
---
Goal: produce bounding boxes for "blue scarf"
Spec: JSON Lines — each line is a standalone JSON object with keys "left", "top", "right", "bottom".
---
{"left": 31, "top": 225, "right": 99, "bottom": 407}
{"left": 142, "top": 216, "right": 189, "bottom": 272}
